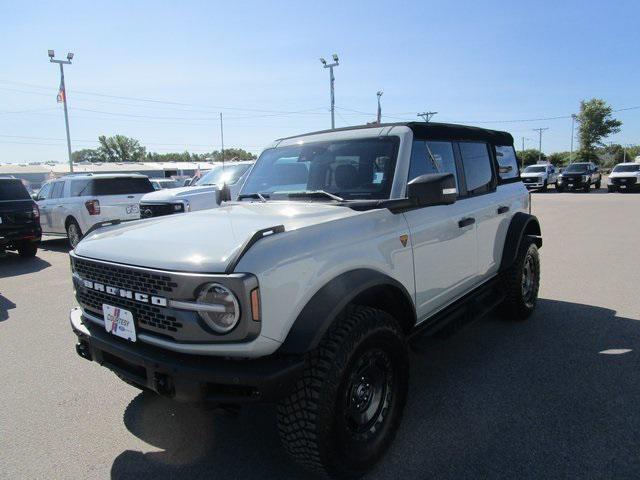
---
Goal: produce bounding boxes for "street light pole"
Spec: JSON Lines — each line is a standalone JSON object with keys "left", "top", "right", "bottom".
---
{"left": 320, "top": 54, "right": 339, "bottom": 129}
{"left": 376, "top": 91, "right": 383, "bottom": 124}
{"left": 570, "top": 114, "right": 577, "bottom": 163}
{"left": 48, "top": 50, "right": 74, "bottom": 173}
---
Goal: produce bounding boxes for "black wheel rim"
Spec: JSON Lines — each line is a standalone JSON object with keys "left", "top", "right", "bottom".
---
{"left": 521, "top": 251, "right": 538, "bottom": 308}
{"left": 343, "top": 348, "right": 393, "bottom": 435}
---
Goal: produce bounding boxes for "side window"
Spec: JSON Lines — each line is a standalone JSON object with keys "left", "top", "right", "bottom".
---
{"left": 51, "top": 181, "right": 64, "bottom": 199}
{"left": 408, "top": 140, "right": 458, "bottom": 188}
{"left": 495, "top": 145, "right": 519, "bottom": 181}
{"left": 459, "top": 142, "right": 494, "bottom": 194}
{"left": 70, "top": 180, "right": 91, "bottom": 196}
{"left": 37, "top": 183, "right": 52, "bottom": 200}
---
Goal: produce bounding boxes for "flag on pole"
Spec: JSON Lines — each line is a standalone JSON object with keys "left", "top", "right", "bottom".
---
{"left": 56, "top": 78, "right": 65, "bottom": 103}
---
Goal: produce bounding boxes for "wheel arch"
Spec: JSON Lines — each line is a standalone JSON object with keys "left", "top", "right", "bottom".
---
{"left": 278, "top": 269, "right": 416, "bottom": 355}
{"left": 499, "top": 212, "right": 542, "bottom": 273}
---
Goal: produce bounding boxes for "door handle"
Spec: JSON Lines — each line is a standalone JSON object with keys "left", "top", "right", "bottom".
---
{"left": 57, "top": 205, "right": 64, "bottom": 208}
{"left": 458, "top": 217, "right": 475, "bottom": 228}
{"left": 497, "top": 206, "right": 509, "bottom": 214}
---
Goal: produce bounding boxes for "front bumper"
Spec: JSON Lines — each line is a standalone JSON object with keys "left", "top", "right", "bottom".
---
{"left": 70, "top": 308, "right": 304, "bottom": 404}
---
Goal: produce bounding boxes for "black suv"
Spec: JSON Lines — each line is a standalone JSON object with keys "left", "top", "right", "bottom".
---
{"left": 0, "top": 177, "right": 41, "bottom": 257}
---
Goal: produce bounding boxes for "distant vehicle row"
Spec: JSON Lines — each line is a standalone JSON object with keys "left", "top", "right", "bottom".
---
{"left": 607, "top": 162, "right": 640, "bottom": 192}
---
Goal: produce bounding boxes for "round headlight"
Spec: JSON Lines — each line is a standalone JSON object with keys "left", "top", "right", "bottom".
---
{"left": 196, "top": 283, "right": 240, "bottom": 333}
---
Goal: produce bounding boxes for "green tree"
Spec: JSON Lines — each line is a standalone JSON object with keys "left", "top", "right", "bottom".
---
{"left": 577, "top": 98, "right": 622, "bottom": 161}
{"left": 208, "top": 148, "right": 257, "bottom": 162}
{"left": 519, "top": 149, "right": 546, "bottom": 166}
{"left": 98, "top": 135, "right": 146, "bottom": 162}
{"left": 547, "top": 151, "right": 572, "bottom": 166}
{"left": 71, "top": 148, "right": 102, "bottom": 163}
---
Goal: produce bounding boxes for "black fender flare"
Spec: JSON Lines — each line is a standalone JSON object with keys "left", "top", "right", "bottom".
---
{"left": 278, "top": 269, "right": 416, "bottom": 354}
{"left": 499, "top": 212, "right": 542, "bottom": 272}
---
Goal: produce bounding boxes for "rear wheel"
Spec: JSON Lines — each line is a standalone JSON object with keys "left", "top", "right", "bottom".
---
{"left": 499, "top": 238, "right": 540, "bottom": 320}
{"left": 277, "top": 306, "right": 409, "bottom": 478}
{"left": 17, "top": 241, "right": 38, "bottom": 257}
{"left": 66, "top": 219, "right": 82, "bottom": 248}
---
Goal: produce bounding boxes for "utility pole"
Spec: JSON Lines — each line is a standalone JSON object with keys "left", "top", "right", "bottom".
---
{"left": 48, "top": 49, "right": 74, "bottom": 172}
{"left": 533, "top": 127, "right": 549, "bottom": 163}
{"left": 376, "top": 91, "right": 383, "bottom": 124}
{"left": 220, "top": 112, "right": 224, "bottom": 168}
{"left": 417, "top": 111, "right": 438, "bottom": 122}
{"left": 320, "top": 54, "right": 339, "bottom": 129}
{"left": 520, "top": 137, "right": 531, "bottom": 169}
{"left": 570, "top": 114, "right": 577, "bottom": 163}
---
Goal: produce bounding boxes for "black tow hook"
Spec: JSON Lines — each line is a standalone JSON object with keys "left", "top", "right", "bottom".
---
{"left": 75, "top": 341, "right": 93, "bottom": 361}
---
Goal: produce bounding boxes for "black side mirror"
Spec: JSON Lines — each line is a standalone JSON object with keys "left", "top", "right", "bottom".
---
{"left": 216, "top": 184, "right": 231, "bottom": 205}
{"left": 31, "top": 193, "right": 39, "bottom": 201}
{"left": 407, "top": 173, "right": 457, "bottom": 207}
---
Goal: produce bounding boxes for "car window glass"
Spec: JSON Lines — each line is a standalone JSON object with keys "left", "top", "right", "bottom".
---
{"left": 0, "top": 179, "right": 30, "bottom": 200}
{"left": 70, "top": 179, "right": 91, "bottom": 196}
{"left": 408, "top": 141, "right": 458, "bottom": 188}
{"left": 459, "top": 142, "right": 493, "bottom": 193}
{"left": 51, "top": 181, "right": 64, "bottom": 199}
{"left": 38, "top": 183, "right": 52, "bottom": 200}
{"left": 495, "top": 145, "right": 519, "bottom": 180}
{"left": 88, "top": 177, "right": 154, "bottom": 195}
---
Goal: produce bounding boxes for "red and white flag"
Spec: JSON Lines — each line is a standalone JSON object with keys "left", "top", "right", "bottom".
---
{"left": 56, "top": 78, "right": 65, "bottom": 103}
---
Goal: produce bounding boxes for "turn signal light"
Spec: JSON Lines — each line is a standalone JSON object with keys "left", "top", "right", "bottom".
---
{"left": 32, "top": 204, "right": 40, "bottom": 220}
{"left": 250, "top": 288, "right": 261, "bottom": 322}
{"left": 85, "top": 199, "right": 101, "bottom": 215}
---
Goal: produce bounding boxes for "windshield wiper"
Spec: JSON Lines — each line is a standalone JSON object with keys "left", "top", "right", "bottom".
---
{"left": 238, "top": 192, "right": 269, "bottom": 202}
{"left": 287, "top": 190, "right": 345, "bottom": 202}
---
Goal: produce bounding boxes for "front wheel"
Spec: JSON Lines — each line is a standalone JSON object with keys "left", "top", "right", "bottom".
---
{"left": 607, "top": 185, "right": 616, "bottom": 193}
{"left": 66, "top": 220, "right": 82, "bottom": 248}
{"left": 556, "top": 185, "right": 565, "bottom": 192}
{"left": 278, "top": 306, "right": 409, "bottom": 478}
{"left": 541, "top": 180, "right": 548, "bottom": 191}
{"left": 595, "top": 179, "right": 601, "bottom": 189}
{"left": 499, "top": 238, "right": 540, "bottom": 320}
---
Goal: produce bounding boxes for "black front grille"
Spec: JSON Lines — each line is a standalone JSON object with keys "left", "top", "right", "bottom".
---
{"left": 72, "top": 257, "right": 177, "bottom": 295}
{"left": 612, "top": 177, "right": 636, "bottom": 186}
{"left": 78, "top": 289, "right": 182, "bottom": 334}
{"left": 522, "top": 178, "right": 535, "bottom": 183}
{"left": 140, "top": 203, "right": 177, "bottom": 218}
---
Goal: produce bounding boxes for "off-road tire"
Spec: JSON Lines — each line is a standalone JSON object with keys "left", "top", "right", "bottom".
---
{"left": 595, "top": 179, "right": 601, "bottom": 189}
{"left": 583, "top": 183, "right": 590, "bottom": 193}
{"left": 499, "top": 238, "right": 540, "bottom": 321}
{"left": 66, "top": 219, "right": 82, "bottom": 249}
{"left": 607, "top": 185, "right": 616, "bottom": 193}
{"left": 17, "top": 242, "right": 38, "bottom": 257}
{"left": 277, "top": 306, "right": 409, "bottom": 478}
{"left": 556, "top": 185, "right": 565, "bottom": 193}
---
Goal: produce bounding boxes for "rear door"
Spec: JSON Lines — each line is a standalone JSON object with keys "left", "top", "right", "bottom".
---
{"left": 0, "top": 180, "right": 36, "bottom": 239}
{"left": 89, "top": 177, "right": 155, "bottom": 221}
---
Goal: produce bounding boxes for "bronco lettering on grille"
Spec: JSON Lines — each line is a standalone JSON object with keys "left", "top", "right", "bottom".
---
{"left": 81, "top": 279, "right": 167, "bottom": 307}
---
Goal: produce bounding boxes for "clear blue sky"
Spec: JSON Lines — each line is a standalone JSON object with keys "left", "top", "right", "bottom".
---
{"left": 1, "top": 0, "right": 639, "bottom": 163}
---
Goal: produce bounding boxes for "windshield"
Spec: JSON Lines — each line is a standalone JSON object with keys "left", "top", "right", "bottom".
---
{"left": 564, "top": 163, "right": 589, "bottom": 173}
{"left": 523, "top": 165, "right": 547, "bottom": 173}
{"left": 196, "top": 164, "right": 251, "bottom": 186}
{"left": 0, "top": 179, "right": 30, "bottom": 200}
{"left": 240, "top": 137, "right": 399, "bottom": 201}
{"left": 612, "top": 164, "right": 640, "bottom": 173}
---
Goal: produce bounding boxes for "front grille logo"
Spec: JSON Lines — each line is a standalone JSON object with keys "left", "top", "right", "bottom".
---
{"left": 81, "top": 278, "right": 167, "bottom": 307}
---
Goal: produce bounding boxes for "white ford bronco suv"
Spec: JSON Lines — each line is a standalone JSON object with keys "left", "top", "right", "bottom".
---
{"left": 69, "top": 123, "right": 542, "bottom": 478}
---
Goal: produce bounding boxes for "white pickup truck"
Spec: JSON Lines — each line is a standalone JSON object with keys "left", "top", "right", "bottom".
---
{"left": 35, "top": 174, "right": 154, "bottom": 247}
{"left": 520, "top": 163, "right": 558, "bottom": 190}
{"left": 139, "top": 160, "right": 254, "bottom": 218}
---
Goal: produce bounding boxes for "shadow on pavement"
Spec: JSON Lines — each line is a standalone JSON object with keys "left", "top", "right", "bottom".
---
{"left": 0, "top": 294, "right": 17, "bottom": 322}
{"left": 110, "top": 299, "right": 640, "bottom": 479}
{"left": 0, "top": 254, "right": 51, "bottom": 279}
{"left": 39, "top": 238, "right": 72, "bottom": 253}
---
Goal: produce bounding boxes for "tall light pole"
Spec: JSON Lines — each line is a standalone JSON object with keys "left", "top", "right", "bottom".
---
{"left": 533, "top": 127, "right": 549, "bottom": 163}
{"left": 48, "top": 50, "right": 74, "bottom": 172}
{"left": 570, "top": 114, "right": 578, "bottom": 163}
{"left": 220, "top": 112, "right": 225, "bottom": 167}
{"left": 376, "top": 91, "right": 383, "bottom": 124}
{"left": 520, "top": 137, "right": 532, "bottom": 169}
{"left": 320, "top": 54, "right": 339, "bottom": 129}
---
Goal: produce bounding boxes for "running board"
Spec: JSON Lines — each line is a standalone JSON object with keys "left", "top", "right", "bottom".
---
{"left": 409, "top": 276, "right": 505, "bottom": 340}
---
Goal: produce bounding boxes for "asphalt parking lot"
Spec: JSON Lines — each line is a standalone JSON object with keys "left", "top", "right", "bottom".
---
{"left": 1, "top": 188, "right": 639, "bottom": 479}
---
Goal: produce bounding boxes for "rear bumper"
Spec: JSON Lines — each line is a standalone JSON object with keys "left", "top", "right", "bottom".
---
{"left": 70, "top": 308, "right": 304, "bottom": 404}
{"left": 0, "top": 226, "right": 41, "bottom": 247}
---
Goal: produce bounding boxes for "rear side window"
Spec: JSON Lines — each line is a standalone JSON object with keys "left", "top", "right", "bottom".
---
{"left": 0, "top": 179, "right": 30, "bottom": 200}
{"left": 495, "top": 145, "right": 519, "bottom": 181}
{"left": 459, "top": 142, "right": 494, "bottom": 194}
{"left": 408, "top": 141, "right": 459, "bottom": 189}
{"left": 70, "top": 179, "right": 91, "bottom": 196}
{"left": 88, "top": 177, "right": 154, "bottom": 196}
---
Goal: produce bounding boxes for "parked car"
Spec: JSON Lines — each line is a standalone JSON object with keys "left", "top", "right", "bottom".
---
{"left": 607, "top": 162, "right": 640, "bottom": 192}
{"left": 0, "top": 177, "right": 41, "bottom": 257}
{"left": 520, "top": 163, "right": 558, "bottom": 190}
{"left": 556, "top": 162, "right": 601, "bottom": 192}
{"left": 35, "top": 174, "right": 154, "bottom": 248}
{"left": 139, "top": 160, "right": 254, "bottom": 218}
{"left": 149, "top": 178, "right": 181, "bottom": 190}
{"left": 69, "top": 122, "right": 541, "bottom": 478}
